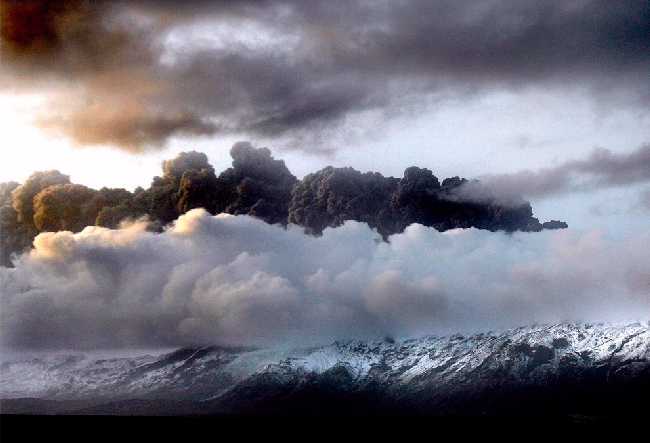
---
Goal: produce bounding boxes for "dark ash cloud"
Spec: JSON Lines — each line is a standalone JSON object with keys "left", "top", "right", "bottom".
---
{"left": 461, "top": 144, "right": 650, "bottom": 202}
{"left": 1, "top": 142, "right": 558, "bottom": 266}
{"left": 2, "top": 0, "right": 648, "bottom": 152}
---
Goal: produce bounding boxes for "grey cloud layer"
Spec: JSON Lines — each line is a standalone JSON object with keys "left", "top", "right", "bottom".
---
{"left": 2, "top": 209, "right": 648, "bottom": 351}
{"left": 2, "top": 0, "right": 648, "bottom": 151}
{"left": 460, "top": 144, "right": 650, "bottom": 203}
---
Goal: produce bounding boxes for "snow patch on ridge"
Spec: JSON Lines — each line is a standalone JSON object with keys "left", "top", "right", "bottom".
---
{"left": 2, "top": 322, "right": 649, "bottom": 401}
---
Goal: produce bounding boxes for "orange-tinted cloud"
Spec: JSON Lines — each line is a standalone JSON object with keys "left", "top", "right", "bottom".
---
{"left": 1, "top": 0, "right": 80, "bottom": 54}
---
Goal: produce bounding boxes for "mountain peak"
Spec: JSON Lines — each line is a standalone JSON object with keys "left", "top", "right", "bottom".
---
{"left": 2, "top": 321, "right": 649, "bottom": 422}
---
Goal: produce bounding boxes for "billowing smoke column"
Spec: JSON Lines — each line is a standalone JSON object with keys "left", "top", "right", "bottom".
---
{"left": 0, "top": 142, "right": 564, "bottom": 267}
{"left": 287, "top": 165, "right": 561, "bottom": 240}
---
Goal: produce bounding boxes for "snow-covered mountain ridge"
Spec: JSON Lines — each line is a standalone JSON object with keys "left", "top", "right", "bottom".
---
{"left": 2, "top": 321, "right": 650, "bottom": 418}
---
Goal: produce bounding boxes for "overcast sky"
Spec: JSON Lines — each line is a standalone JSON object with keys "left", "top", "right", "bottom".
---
{"left": 1, "top": 1, "right": 649, "bottom": 352}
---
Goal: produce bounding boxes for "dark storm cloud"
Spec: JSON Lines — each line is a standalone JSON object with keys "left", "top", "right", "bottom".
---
{"left": 0, "top": 1, "right": 157, "bottom": 78}
{"left": 0, "top": 0, "right": 220, "bottom": 150}
{"left": 2, "top": 0, "right": 649, "bottom": 152}
{"left": 378, "top": 1, "right": 649, "bottom": 80}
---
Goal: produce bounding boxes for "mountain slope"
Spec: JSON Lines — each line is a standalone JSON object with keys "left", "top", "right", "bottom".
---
{"left": 2, "top": 322, "right": 650, "bottom": 421}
